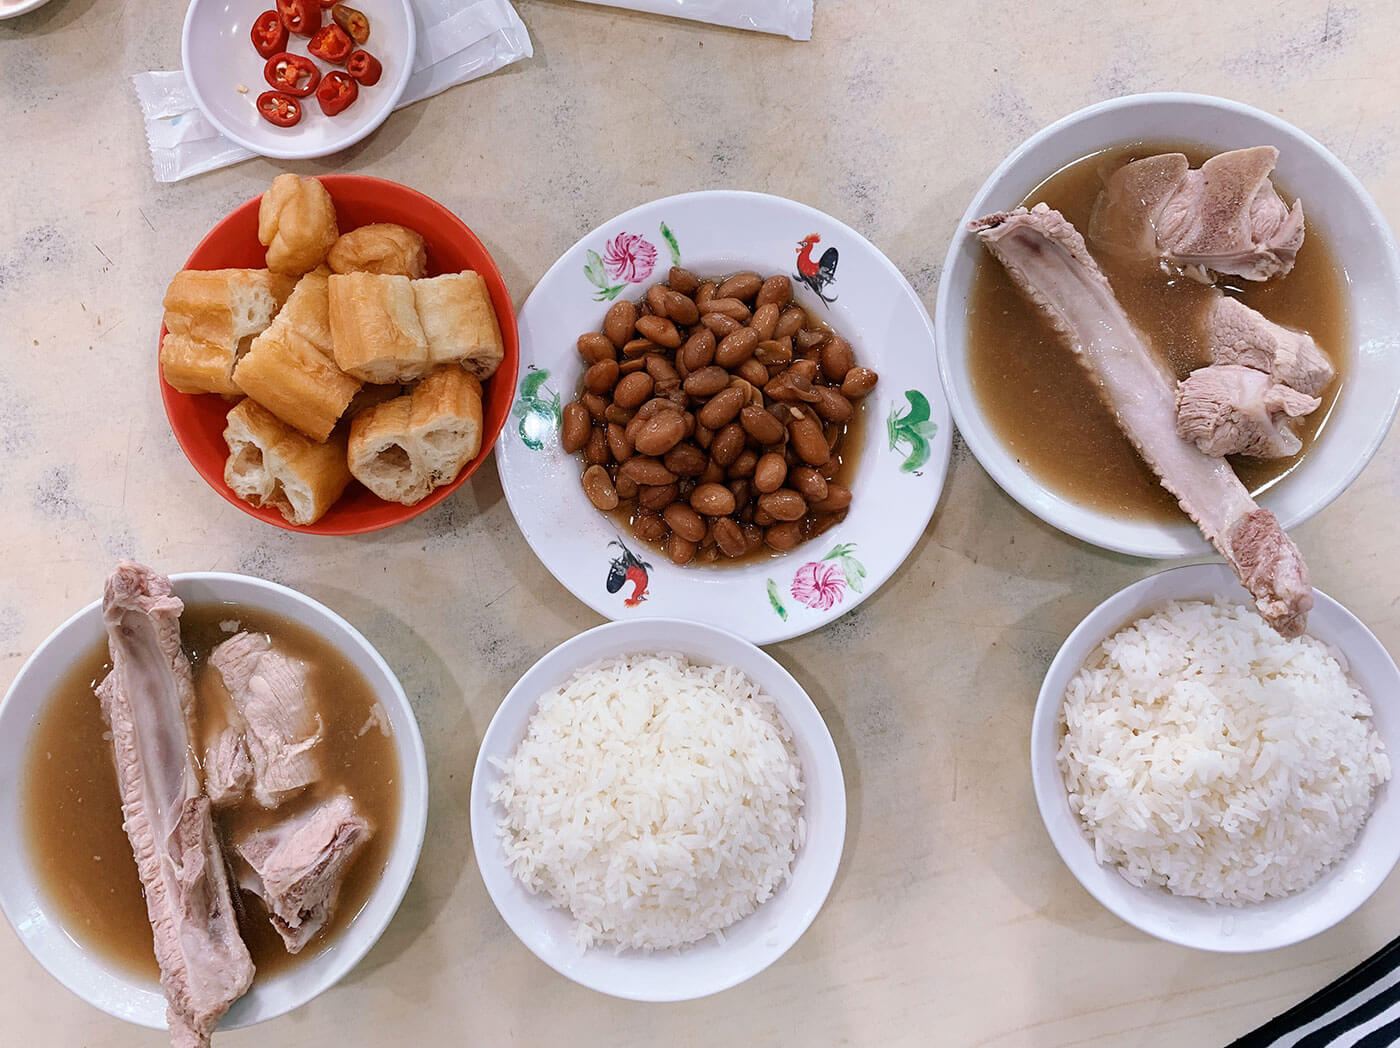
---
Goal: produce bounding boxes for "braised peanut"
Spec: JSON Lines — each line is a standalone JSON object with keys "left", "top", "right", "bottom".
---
{"left": 774, "top": 306, "right": 805, "bottom": 339}
{"left": 664, "top": 442, "right": 708, "bottom": 476}
{"left": 561, "top": 403, "right": 591, "bottom": 453}
{"left": 619, "top": 456, "right": 677, "bottom": 485}
{"left": 788, "top": 412, "right": 830, "bottom": 466}
{"left": 581, "top": 465, "right": 618, "bottom": 510}
{"left": 715, "top": 328, "right": 759, "bottom": 368}
{"left": 635, "top": 315, "right": 681, "bottom": 349}
{"left": 740, "top": 405, "right": 786, "bottom": 444}
{"left": 758, "top": 488, "right": 807, "bottom": 522}
{"left": 697, "top": 385, "right": 745, "bottom": 429}
{"left": 705, "top": 297, "right": 751, "bottom": 322}
{"left": 585, "top": 426, "right": 610, "bottom": 465}
{"left": 814, "top": 387, "right": 854, "bottom": 423}
{"left": 750, "top": 302, "right": 780, "bottom": 342}
{"left": 663, "top": 502, "right": 706, "bottom": 542}
{"left": 604, "top": 302, "right": 638, "bottom": 348}
{"left": 764, "top": 520, "right": 802, "bottom": 550}
{"left": 690, "top": 483, "right": 736, "bottom": 516}
{"left": 680, "top": 328, "right": 716, "bottom": 370}
{"left": 638, "top": 482, "right": 679, "bottom": 511}
{"left": 668, "top": 266, "right": 700, "bottom": 294}
{"left": 810, "top": 482, "right": 852, "bottom": 512}
{"left": 614, "top": 473, "right": 639, "bottom": 500}
{"left": 666, "top": 532, "right": 697, "bottom": 565}
{"left": 789, "top": 466, "right": 829, "bottom": 502}
{"left": 701, "top": 312, "right": 742, "bottom": 338}
{"left": 710, "top": 422, "right": 746, "bottom": 467}
{"left": 634, "top": 512, "right": 667, "bottom": 542}
{"left": 841, "top": 366, "right": 880, "bottom": 398}
{"left": 662, "top": 289, "right": 700, "bottom": 325}
{"left": 578, "top": 331, "right": 616, "bottom": 363}
{"left": 712, "top": 517, "right": 746, "bottom": 558}
{"left": 755, "top": 275, "right": 792, "bottom": 309}
{"left": 633, "top": 412, "right": 687, "bottom": 456}
{"left": 683, "top": 365, "right": 730, "bottom": 398}
{"left": 606, "top": 422, "right": 632, "bottom": 462}
{"left": 737, "top": 357, "right": 770, "bottom": 387}
{"left": 584, "top": 359, "right": 620, "bottom": 394}
{"left": 754, "top": 452, "right": 787, "bottom": 493}
{"left": 820, "top": 337, "right": 855, "bottom": 382}
{"left": 728, "top": 449, "right": 759, "bottom": 478}
{"left": 613, "top": 371, "right": 655, "bottom": 409}
{"left": 717, "top": 272, "right": 762, "bottom": 301}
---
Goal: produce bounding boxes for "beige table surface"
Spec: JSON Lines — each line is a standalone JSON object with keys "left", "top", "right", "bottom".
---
{"left": 3, "top": 0, "right": 1400, "bottom": 1044}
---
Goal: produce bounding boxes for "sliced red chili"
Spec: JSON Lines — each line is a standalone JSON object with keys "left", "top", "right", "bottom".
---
{"left": 331, "top": 3, "right": 370, "bottom": 44}
{"left": 315, "top": 71, "right": 358, "bottom": 116}
{"left": 275, "top": 0, "right": 321, "bottom": 36}
{"left": 256, "top": 91, "right": 303, "bottom": 128}
{"left": 345, "top": 49, "right": 382, "bottom": 86}
{"left": 250, "top": 10, "right": 288, "bottom": 58}
{"left": 263, "top": 51, "right": 320, "bottom": 96}
{"left": 307, "top": 23, "right": 354, "bottom": 64}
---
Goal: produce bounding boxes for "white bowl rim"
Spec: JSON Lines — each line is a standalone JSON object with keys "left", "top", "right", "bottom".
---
{"left": 1030, "top": 562, "right": 1400, "bottom": 951}
{"left": 468, "top": 617, "right": 847, "bottom": 1000}
{"left": 0, "top": 571, "right": 430, "bottom": 1031}
{"left": 934, "top": 90, "right": 1400, "bottom": 559}
{"left": 180, "top": 0, "right": 417, "bottom": 161}
{"left": 498, "top": 187, "right": 951, "bottom": 645}
{"left": 0, "top": 0, "right": 54, "bottom": 20}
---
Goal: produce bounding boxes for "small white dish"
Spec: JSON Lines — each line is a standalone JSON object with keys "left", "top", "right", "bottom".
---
{"left": 0, "top": 0, "right": 55, "bottom": 20}
{"left": 935, "top": 92, "right": 1400, "bottom": 559}
{"left": 1031, "top": 563, "right": 1400, "bottom": 952}
{"left": 469, "top": 618, "right": 846, "bottom": 1000}
{"left": 0, "top": 572, "right": 429, "bottom": 1033}
{"left": 497, "top": 189, "right": 950, "bottom": 645}
{"left": 182, "top": 0, "right": 416, "bottom": 160}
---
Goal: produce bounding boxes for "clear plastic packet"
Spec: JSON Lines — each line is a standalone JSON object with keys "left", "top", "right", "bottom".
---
{"left": 132, "top": 0, "right": 532, "bottom": 183}
{"left": 570, "top": 0, "right": 813, "bottom": 40}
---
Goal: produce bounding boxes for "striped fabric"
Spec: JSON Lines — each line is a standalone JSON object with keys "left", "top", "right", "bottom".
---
{"left": 1231, "top": 937, "right": 1400, "bottom": 1048}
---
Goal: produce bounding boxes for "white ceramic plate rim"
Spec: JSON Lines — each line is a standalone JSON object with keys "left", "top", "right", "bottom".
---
{"left": 0, "top": 572, "right": 430, "bottom": 1030}
{"left": 934, "top": 91, "right": 1400, "bottom": 559}
{"left": 498, "top": 189, "right": 950, "bottom": 645}
{"left": 181, "top": 0, "right": 416, "bottom": 161}
{"left": 1030, "top": 563, "right": 1400, "bottom": 951}
{"left": 469, "top": 618, "right": 846, "bottom": 1000}
{"left": 0, "top": 0, "right": 53, "bottom": 20}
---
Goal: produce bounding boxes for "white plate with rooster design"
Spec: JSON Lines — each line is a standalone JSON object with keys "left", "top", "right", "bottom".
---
{"left": 497, "top": 190, "right": 949, "bottom": 645}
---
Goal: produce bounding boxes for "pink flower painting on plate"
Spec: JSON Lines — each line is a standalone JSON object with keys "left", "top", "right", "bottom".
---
{"left": 791, "top": 561, "right": 847, "bottom": 611}
{"left": 769, "top": 543, "right": 866, "bottom": 621}
{"left": 584, "top": 223, "right": 680, "bottom": 301}
{"left": 602, "top": 232, "right": 658, "bottom": 284}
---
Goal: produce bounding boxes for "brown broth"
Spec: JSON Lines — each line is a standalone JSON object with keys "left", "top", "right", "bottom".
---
{"left": 966, "top": 142, "right": 1349, "bottom": 521}
{"left": 22, "top": 603, "right": 401, "bottom": 983}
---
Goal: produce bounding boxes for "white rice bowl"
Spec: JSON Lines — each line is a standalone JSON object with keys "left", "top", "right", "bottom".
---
{"left": 489, "top": 653, "right": 806, "bottom": 952}
{"left": 1058, "top": 599, "right": 1390, "bottom": 905}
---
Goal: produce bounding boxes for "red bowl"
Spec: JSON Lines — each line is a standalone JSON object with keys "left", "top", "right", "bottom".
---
{"left": 159, "top": 174, "right": 519, "bottom": 535}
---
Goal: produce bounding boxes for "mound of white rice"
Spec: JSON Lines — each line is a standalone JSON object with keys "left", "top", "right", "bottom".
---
{"left": 490, "top": 653, "right": 806, "bottom": 950}
{"left": 1058, "top": 600, "right": 1389, "bottom": 904}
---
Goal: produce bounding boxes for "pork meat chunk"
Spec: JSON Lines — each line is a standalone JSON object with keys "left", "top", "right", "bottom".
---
{"left": 204, "top": 727, "right": 253, "bottom": 807}
{"left": 210, "top": 632, "right": 321, "bottom": 807}
{"left": 1203, "top": 295, "right": 1335, "bottom": 396}
{"left": 972, "top": 205, "right": 1312, "bottom": 636}
{"left": 1177, "top": 364, "right": 1321, "bottom": 458}
{"left": 234, "top": 795, "right": 371, "bottom": 953}
{"left": 96, "top": 562, "right": 254, "bottom": 1048}
{"left": 1091, "top": 146, "right": 1305, "bottom": 283}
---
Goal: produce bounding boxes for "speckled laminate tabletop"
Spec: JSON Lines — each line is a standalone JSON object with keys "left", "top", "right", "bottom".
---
{"left": 2, "top": 1, "right": 1399, "bottom": 1045}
